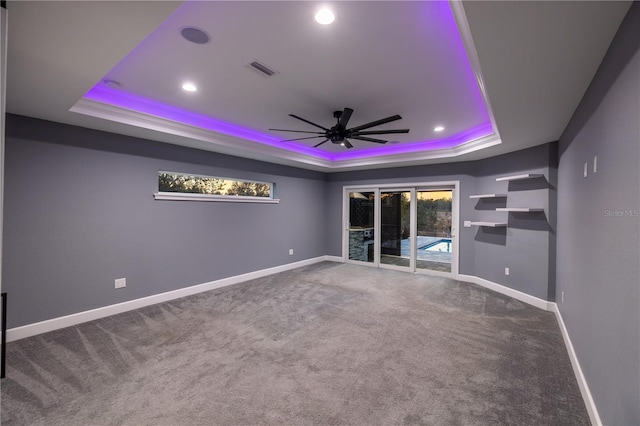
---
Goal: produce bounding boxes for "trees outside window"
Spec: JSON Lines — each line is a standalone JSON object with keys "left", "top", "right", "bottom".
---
{"left": 400, "top": 195, "right": 452, "bottom": 238}
{"left": 158, "top": 172, "right": 272, "bottom": 198}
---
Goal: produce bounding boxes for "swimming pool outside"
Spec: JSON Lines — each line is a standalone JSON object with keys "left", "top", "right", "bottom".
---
{"left": 400, "top": 236, "right": 452, "bottom": 264}
{"left": 421, "top": 238, "right": 452, "bottom": 252}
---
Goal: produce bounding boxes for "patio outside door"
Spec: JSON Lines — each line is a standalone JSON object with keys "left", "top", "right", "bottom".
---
{"left": 344, "top": 184, "right": 457, "bottom": 276}
{"left": 347, "top": 190, "right": 375, "bottom": 263}
{"left": 380, "top": 190, "right": 412, "bottom": 269}
{"left": 415, "top": 190, "right": 453, "bottom": 273}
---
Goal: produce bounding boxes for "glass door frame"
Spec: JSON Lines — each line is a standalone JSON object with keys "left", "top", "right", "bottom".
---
{"left": 378, "top": 188, "right": 415, "bottom": 273}
{"left": 414, "top": 186, "right": 458, "bottom": 278}
{"left": 342, "top": 181, "right": 460, "bottom": 278}
{"left": 344, "top": 188, "right": 380, "bottom": 267}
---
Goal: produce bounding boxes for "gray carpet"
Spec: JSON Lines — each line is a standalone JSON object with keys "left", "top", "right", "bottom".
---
{"left": 1, "top": 262, "right": 589, "bottom": 425}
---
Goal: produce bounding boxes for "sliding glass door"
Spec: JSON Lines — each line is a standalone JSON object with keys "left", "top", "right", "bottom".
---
{"left": 416, "top": 190, "right": 453, "bottom": 273}
{"left": 344, "top": 184, "right": 457, "bottom": 277}
{"left": 380, "top": 190, "right": 411, "bottom": 269}
{"left": 347, "top": 190, "right": 375, "bottom": 263}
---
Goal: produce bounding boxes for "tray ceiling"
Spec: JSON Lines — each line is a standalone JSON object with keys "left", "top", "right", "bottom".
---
{"left": 6, "top": 1, "right": 631, "bottom": 171}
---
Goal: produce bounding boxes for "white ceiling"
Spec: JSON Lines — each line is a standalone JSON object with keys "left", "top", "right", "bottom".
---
{"left": 5, "top": 1, "right": 631, "bottom": 172}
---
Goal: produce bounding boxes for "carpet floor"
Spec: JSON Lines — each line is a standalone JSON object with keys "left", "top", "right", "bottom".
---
{"left": 1, "top": 262, "right": 589, "bottom": 425}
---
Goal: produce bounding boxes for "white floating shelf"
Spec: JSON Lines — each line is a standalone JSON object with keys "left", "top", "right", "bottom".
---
{"left": 469, "top": 193, "right": 507, "bottom": 199}
{"left": 496, "top": 208, "right": 544, "bottom": 212}
{"left": 495, "top": 173, "right": 543, "bottom": 182}
{"left": 469, "top": 221, "right": 508, "bottom": 227}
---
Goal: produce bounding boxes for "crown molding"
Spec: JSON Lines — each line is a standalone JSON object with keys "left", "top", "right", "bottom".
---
{"left": 71, "top": 97, "right": 501, "bottom": 172}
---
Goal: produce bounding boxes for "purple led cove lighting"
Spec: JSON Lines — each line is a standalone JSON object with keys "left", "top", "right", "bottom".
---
{"left": 435, "top": 1, "right": 490, "bottom": 122}
{"left": 326, "top": 123, "right": 494, "bottom": 162}
{"left": 85, "top": 85, "right": 334, "bottom": 160}
{"left": 85, "top": 83, "right": 494, "bottom": 162}
{"left": 83, "top": 1, "right": 494, "bottom": 163}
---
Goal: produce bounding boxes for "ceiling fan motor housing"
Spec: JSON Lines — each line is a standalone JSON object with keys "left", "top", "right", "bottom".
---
{"left": 330, "top": 134, "right": 344, "bottom": 143}
{"left": 270, "top": 107, "right": 409, "bottom": 149}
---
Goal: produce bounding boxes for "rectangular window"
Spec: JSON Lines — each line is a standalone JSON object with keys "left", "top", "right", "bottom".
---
{"left": 155, "top": 171, "right": 278, "bottom": 203}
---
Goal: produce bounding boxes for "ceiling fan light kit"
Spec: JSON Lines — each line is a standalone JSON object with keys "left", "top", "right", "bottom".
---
{"left": 269, "top": 108, "right": 410, "bottom": 150}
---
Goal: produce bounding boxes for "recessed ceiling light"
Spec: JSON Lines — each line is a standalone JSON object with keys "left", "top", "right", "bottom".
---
{"left": 434, "top": 126, "right": 445, "bottom": 132}
{"left": 103, "top": 79, "right": 121, "bottom": 89}
{"left": 315, "top": 8, "right": 335, "bottom": 25}
{"left": 182, "top": 82, "right": 197, "bottom": 92}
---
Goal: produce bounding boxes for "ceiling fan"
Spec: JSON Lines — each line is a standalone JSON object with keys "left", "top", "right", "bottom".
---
{"left": 269, "top": 107, "right": 409, "bottom": 149}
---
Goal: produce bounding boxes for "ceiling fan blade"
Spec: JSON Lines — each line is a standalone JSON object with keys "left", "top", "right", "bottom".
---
{"left": 350, "top": 135, "right": 388, "bottom": 144}
{"left": 289, "top": 114, "right": 329, "bottom": 131}
{"left": 338, "top": 108, "right": 354, "bottom": 129}
{"left": 283, "top": 135, "right": 325, "bottom": 142}
{"left": 343, "top": 139, "right": 354, "bottom": 149}
{"left": 269, "top": 128, "right": 326, "bottom": 134}
{"left": 313, "top": 139, "right": 329, "bottom": 148}
{"left": 352, "top": 129, "right": 410, "bottom": 135}
{"left": 348, "top": 114, "right": 402, "bottom": 132}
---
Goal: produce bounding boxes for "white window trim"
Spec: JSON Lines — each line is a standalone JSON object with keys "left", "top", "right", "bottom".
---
{"left": 156, "top": 170, "right": 277, "bottom": 203}
{"left": 154, "top": 192, "right": 280, "bottom": 204}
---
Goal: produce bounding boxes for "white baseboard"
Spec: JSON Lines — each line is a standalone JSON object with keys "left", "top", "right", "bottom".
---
{"left": 456, "top": 274, "right": 600, "bottom": 426}
{"left": 458, "top": 274, "right": 553, "bottom": 311}
{"left": 550, "top": 303, "right": 602, "bottom": 426}
{"left": 324, "top": 255, "right": 343, "bottom": 263}
{"left": 7, "top": 255, "right": 339, "bottom": 342}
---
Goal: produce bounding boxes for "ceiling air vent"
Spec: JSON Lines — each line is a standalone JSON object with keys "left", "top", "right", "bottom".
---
{"left": 246, "top": 60, "right": 279, "bottom": 78}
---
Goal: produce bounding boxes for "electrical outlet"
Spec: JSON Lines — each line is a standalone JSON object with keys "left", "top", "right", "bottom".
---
{"left": 464, "top": 220, "right": 471, "bottom": 228}
{"left": 115, "top": 278, "right": 126, "bottom": 289}
{"left": 289, "top": 249, "right": 294, "bottom": 255}
{"left": 504, "top": 267, "right": 510, "bottom": 276}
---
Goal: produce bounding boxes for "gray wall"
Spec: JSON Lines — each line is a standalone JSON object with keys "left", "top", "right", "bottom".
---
{"left": 557, "top": 3, "right": 640, "bottom": 425}
{"left": 473, "top": 144, "right": 555, "bottom": 300}
{"left": 3, "top": 112, "right": 559, "bottom": 330}
{"left": 326, "top": 143, "right": 555, "bottom": 300}
{"left": 3, "top": 115, "right": 328, "bottom": 328}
